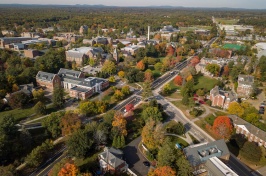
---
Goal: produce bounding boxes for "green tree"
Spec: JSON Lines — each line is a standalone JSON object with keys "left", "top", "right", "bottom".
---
{"left": 181, "top": 94, "right": 189, "bottom": 106}
{"left": 8, "top": 92, "right": 30, "bottom": 109}
{"left": 176, "top": 154, "right": 193, "bottom": 176}
{"left": 240, "top": 141, "right": 262, "bottom": 162}
{"left": 142, "top": 81, "right": 153, "bottom": 100}
{"left": 141, "top": 107, "right": 163, "bottom": 122}
{"left": 42, "top": 111, "right": 65, "bottom": 138}
{"left": 32, "top": 89, "right": 45, "bottom": 102}
{"left": 34, "top": 101, "right": 46, "bottom": 115}
{"left": 52, "top": 86, "right": 64, "bottom": 108}
{"left": 157, "top": 138, "right": 177, "bottom": 167}
{"left": 205, "top": 64, "right": 220, "bottom": 76}
{"left": 67, "top": 129, "right": 93, "bottom": 158}
{"left": 121, "top": 85, "right": 130, "bottom": 95}
{"left": 101, "top": 60, "right": 116, "bottom": 75}
{"left": 162, "top": 83, "right": 172, "bottom": 95}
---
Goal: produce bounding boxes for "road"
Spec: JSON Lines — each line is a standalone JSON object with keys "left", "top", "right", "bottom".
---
{"left": 123, "top": 137, "right": 150, "bottom": 176}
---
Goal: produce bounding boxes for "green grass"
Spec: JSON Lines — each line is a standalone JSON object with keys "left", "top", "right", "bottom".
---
{"left": 168, "top": 136, "right": 189, "bottom": 148}
{"left": 194, "top": 75, "right": 218, "bottom": 91}
{"left": 216, "top": 18, "right": 238, "bottom": 25}
{"left": 0, "top": 107, "right": 35, "bottom": 123}
{"left": 75, "top": 151, "right": 101, "bottom": 172}
{"left": 205, "top": 114, "right": 216, "bottom": 126}
{"left": 223, "top": 43, "right": 245, "bottom": 51}
{"left": 189, "top": 133, "right": 200, "bottom": 144}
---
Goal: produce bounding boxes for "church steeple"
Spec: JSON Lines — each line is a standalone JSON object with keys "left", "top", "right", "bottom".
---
{"left": 113, "top": 48, "right": 119, "bottom": 63}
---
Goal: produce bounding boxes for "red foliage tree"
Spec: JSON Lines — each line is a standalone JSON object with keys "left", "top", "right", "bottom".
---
{"left": 212, "top": 116, "right": 233, "bottom": 139}
{"left": 166, "top": 46, "right": 175, "bottom": 56}
{"left": 174, "top": 75, "right": 183, "bottom": 86}
{"left": 136, "top": 60, "right": 145, "bottom": 70}
{"left": 149, "top": 166, "right": 176, "bottom": 176}
{"left": 190, "top": 56, "right": 200, "bottom": 66}
{"left": 125, "top": 103, "right": 134, "bottom": 112}
{"left": 144, "top": 71, "right": 154, "bottom": 82}
{"left": 222, "top": 65, "right": 230, "bottom": 77}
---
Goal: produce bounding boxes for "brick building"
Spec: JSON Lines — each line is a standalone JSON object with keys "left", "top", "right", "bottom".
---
{"left": 209, "top": 86, "right": 237, "bottom": 109}
{"left": 237, "top": 75, "right": 254, "bottom": 97}
{"left": 36, "top": 71, "right": 61, "bottom": 90}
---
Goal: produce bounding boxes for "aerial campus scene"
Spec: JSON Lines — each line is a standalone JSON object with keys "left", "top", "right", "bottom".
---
{"left": 1, "top": 0, "right": 266, "bottom": 176}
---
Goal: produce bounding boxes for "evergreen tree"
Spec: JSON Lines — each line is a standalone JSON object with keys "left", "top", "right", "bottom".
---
{"left": 52, "top": 86, "right": 64, "bottom": 108}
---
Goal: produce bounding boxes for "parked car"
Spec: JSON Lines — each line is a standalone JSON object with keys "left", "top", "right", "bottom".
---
{"left": 143, "top": 161, "right": 150, "bottom": 167}
{"left": 259, "top": 107, "right": 265, "bottom": 114}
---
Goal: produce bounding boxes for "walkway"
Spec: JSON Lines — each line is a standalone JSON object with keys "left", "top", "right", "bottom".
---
{"left": 165, "top": 132, "right": 193, "bottom": 145}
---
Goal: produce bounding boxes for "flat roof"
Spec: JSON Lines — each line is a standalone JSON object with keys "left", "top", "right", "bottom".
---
{"left": 70, "top": 86, "right": 91, "bottom": 92}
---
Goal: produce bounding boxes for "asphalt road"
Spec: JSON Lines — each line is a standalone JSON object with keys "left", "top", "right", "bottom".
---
{"left": 123, "top": 137, "right": 150, "bottom": 176}
{"left": 227, "top": 155, "right": 252, "bottom": 176}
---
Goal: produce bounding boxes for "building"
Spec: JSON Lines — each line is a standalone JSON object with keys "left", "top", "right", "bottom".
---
{"left": 66, "top": 47, "right": 105, "bottom": 66}
{"left": 230, "top": 115, "right": 266, "bottom": 148}
{"left": 83, "top": 37, "right": 112, "bottom": 46}
{"left": 36, "top": 71, "right": 61, "bottom": 90}
{"left": 159, "top": 25, "right": 180, "bottom": 33}
{"left": 120, "top": 45, "right": 140, "bottom": 56}
{"left": 1, "top": 30, "right": 16, "bottom": 36}
{"left": 184, "top": 139, "right": 236, "bottom": 176}
{"left": 195, "top": 29, "right": 210, "bottom": 35}
{"left": 79, "top": 25, "right": 89, "bottom": 34}
{"left": 24, "top": 49, "right": 39, "bottom": 58}
{"left": 0, "top": 37, "right": 32, "bottom": 48}
{"left": 209, "top": 86, "right": 237, "bottom": 109}
{"left": 218, "top": 24, "right": 254, "bottom": 36}
{"left": 21, "top": 32, "right": 40, "bottom": 38}
{"left": 237, "top": 75, "right": 254, "bottom": 97}
{"left": 98, "top": 147, "right": 128, "bottom": 174}
{"left": 113, "top": 48, "right": 119, "bottom": 63}
{"left": 36, "top": 68, "right": 109, "bottom": 100}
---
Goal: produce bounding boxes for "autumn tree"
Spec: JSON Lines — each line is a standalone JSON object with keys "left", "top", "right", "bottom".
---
{"left": 174, "top": 75, "right": 183, "bottom": 86}
{"left": 162, "top": 83, "right": 172, "bottom": 95}
{"left": 212, "top": 116, "right": 233, "bottom": 139}
{"left": 112, "top": 112, "right": 127, "bottom": 136}
{"left": 148, "top": 166, "right": 176, "bottom": 176}
{"left": 58, "top": 163, "right": 79, "bottom": 176}
{"left": 32, "top": 89, "right": 45, "bottom": 102}
{"left": 205, "top": 63, "right": 220, "bottom": 76}
{"left": 141, "top": 119, "right": 165, "bottom": 151}
{"left": 166, "top": 46, "right": 175, "bottom": 56}
{"left": 228, "top": 102, "right": 244, "bottom": 117}
{"left": 222, "top": 65, "right": 230, "bottom": 77}
{"left": 113, "top": 89, "right": 124, "bottom": 100}
{"left": 101, "top": 60, "right": 116, "bottom": 75}
{"left": 136, "top": 60, "right": 145, "bottom": 70}
{"left": 144, "top": 69, "right": 154, "bottom": 82}
{"left": 141, "top": 107, "right": 163, "bottom": 122}
{"left": 60, "top": 112, "right": 81, "bottom": 136}
{"left": 190, "top": 56, "right": 200, "bottom": 66}
{"left": 8, "top": 92, "right": 30, "bottom": 109}
{"left": 121, "top": 85, "right": 130, "bottom": 95}
{"left": 118, "top": 71, "right": 125, "bottom": 78}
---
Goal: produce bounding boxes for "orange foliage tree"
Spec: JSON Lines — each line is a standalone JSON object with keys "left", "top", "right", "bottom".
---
{"left": 144, "top": 70, "right": 154, "bottom": 82}
{"left": 166, "top": 46, "right": 175, "bottom": 56}
{"left": 174, "top": 75, "right": 183, "bottom": 86}
{"left": 222, "top": 65, "right": 229, "bottom": 77}
{"left": 58, "top": 163, "right": 79, "bottom": 176}
{"left": 212, "top": 116, "right": 233, "bottom": 139}
{"left": 112, "top": 112, "right": 127, "bottom": 136}
{"left": 136, "top": 60, "right": 145, "bottom": 70}
{"left": 60, "top": 112, "right": 81, "bottom": 136}
{"left": 190, "top": 56, "right": 200, "bottom": 66}
{"left": 148, "top": 166, "right": 176, "bottom": 176}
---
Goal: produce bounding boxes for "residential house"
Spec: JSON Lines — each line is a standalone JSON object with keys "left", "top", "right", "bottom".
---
{"left": 65, "top": 47, "right": 105, "bottom": 66}
{"left": 184, "top": 139, "right": 236, "bottom": 176}
{"left": 98, "top": 147, "right": 128, "bottom": 174}
{"left": 237, "top": 75, "right": 254, "bottom": 97}
{"left": 229, "top": 115, "right": 266, "bottom": 148}
{"left": 209, "top": 86, "right": 237, "bottom": 109}
{"left": 24, "top": 49, "right": 39, "bottom": 58}
{"left": 36, "top": 71, "right": 61, "bottom": 90}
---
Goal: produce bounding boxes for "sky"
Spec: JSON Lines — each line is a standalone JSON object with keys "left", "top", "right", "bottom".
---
{"left": 1, "top": 0, "right": 266, "bottom": 9}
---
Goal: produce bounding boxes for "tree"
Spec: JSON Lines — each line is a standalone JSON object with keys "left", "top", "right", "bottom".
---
{"left": 79, "top": 100, "right": 97, "bottom": 116}
{"left": 141, "top": 119, "right": 165, "bottom": 151}
{"left": 141, "top": 107, "right": 163, "bottom": 122}
{"left": 181, "top": 94, "right": 189, "bottom": 106}
{"left": 58, "top": 163, "right": 79, "bottom": 176}
{"left": 190, "top": 56, "right": 200, "bottom": 66}
{"left": 223, "top": 65, "right": 230, "bottom": 77}
{"left": 32, "top": 89, "right": 45, "bottom": 102}
{"left": 157, "top": 138, "right": 177, "bottom": 167}
{"left": 162, "top": 83, "right": 172, "bottom": 95}
{"left": 8, "top": 92, "right": 30, "bottom": 109}
{"left": 196, "top": 89, "right": 205, "bottom": 96}
{"left": 228, "top": 102, "right": 244, "bottom": 117}
{"left": 112, "top": 112, "right": 127, "bottom": 136}
{"left": 176, "top": 154, "right": 193, "bottom": 176}
{"left": 246, "top": 113, "right": 260, "bottom": 124}
{"left": 108, "top": 76, "right": 116, "bottom": 83}
{"left": 142, "top": 81, "right": 153, "bottom": 100}
{"left": 148, "top": 166, "right": 176, "bottom": 176}
{"left": 101, "top": 60, "right": 116, "bottom": 75}
{"left": 67, "top": 129, "right": 93, "bottom": 158}
{"left": 136, "top": 60, "right": 145, "bottom": 70}
{"left": 240, "top": 141, "right": 262, "bottom": 162}
{"left": 60, "top": 112, "right": 81, "bottom": 136}
{"left": 118, "top": 71, "right": 125, "bottom": 78}
{"left": 144, "top": 70, "right": 154, "bottom": 82}
{"left": 52, "top": 86, "right": 64, "bottom": 108}
{"left": 212, "top": 116, "right": 233, "bottom": 139}
{"left": 154, "top": 62, "right": 163, "bottom": 71}
{"left": 174, "top": 75, "right": 183, "bottom": 86}
{"left": 205, "top": 63, "right": 220, "bottom": 76}
{"left": 121, "top": 85, "right": 130, "bottom": 95}
{"left": 34, "top": 101, "right": 46, "bottom": 115}
{"left": 113, "top": 90, "right": 124, "bottom": 100}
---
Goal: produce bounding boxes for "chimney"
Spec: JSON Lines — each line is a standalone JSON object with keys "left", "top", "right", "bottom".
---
{"left": 148, "top": 26, "right": 150, "bottom": 40}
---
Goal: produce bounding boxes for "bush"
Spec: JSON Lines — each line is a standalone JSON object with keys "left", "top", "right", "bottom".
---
{"left": 206, "top": 100, "right": 212, "bottom": 106}
{"left": 189, "top": 108, "right": 203, "bottom": 117}
{"left": 240, "top": 141, "right": 262, "bottom": 162}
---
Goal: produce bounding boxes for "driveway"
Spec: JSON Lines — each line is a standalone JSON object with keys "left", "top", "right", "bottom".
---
{"left": 123, "top": 137, "right": 150, "bottom": 176}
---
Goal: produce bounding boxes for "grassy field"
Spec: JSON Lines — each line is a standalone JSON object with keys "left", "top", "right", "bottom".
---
{"left": 0, "top": 107, "right": 35, "bottom": 123}
{"left": 179, "top": 25, "right": 212, "bottom": 32}
{"left": 194, "top": 75, "right": 219, "bottom": 91}
{"left": 216, "top": 18, "right": 239, "bottom": 25}
{"left": 223, "top": 43, "right": 245, "bottom": 51}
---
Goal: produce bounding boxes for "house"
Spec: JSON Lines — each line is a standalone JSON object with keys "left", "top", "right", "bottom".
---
{"left": 98, "top": 147, "right": 128, "bottom": 174}
{"left": 209, "top": 86, "right": 237, "bottom": 109}
{"left": 184, "top": 139, "right": 236, "bottom": 176}
{"left": 229, "top": 115, "right": 266, "bottom": 148}
{"left": 66, "top": 47, "right": 105, "bottom": 66}
{"left": 79, "top": 25, "right": 88, "bottom": 34}
{"left": 24, "top": 49, "right": 39, "bottom": 58}
{"left": 237, "top": 75, "right": 254, "bottom": 97}
{"left": 36, "top": 71, "right": 61, "bottom": 90}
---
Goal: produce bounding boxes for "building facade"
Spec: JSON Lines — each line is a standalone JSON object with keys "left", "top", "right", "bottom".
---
{"left": 36, "top": 71, "right": 61, "bottom": 90}
{"left": 237, "top": 75, "right": 254, "bottom": 97}
{"left": 209, "top": 86, "right": 237, "bottom": 109}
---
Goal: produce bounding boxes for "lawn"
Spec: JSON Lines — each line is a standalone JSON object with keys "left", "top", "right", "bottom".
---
{"left": 0, "top": 107, "right": 35, "bottom": 123}
{"left": 171, "top": 101, "right": 195, "bottom": 119}
{"left": 168, "top": 136, "right": 189, "bottom": 148}
{"left": 194, "top": 75, "right": 218, "bottom": 91}
{"left": 162, "top": 80, "right": 182, "bottom": 99}
{"left": 223, "top": 43, "right": 245, "bottom": 51}
{"left": 216, "top": 18, "right": 238, "bottom": 25}
{"left": 75, "top": 151, "right": 101, "bottom": 172}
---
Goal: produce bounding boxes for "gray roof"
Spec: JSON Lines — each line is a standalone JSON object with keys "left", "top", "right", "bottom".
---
{"left": 210, "top": 86, "right": 237, "bottom": 101}
{"left": 184, "top": 139, "right": 229, "bottom": 167}
{"left": 79, "top": 77, "right": 105, "bottom": 87}
{"left": 58, "top": 68, "right": 82, "bottom": 78}
{"left": 65, "top": 51, "right": 85, "bottom": 58}
{"left": 36, "top": 71, "right": 56, "bottom": 82}
{"left": 229, "top": 115, "right": 266, "bottom": 142}
{"left": 238, "top": 75, "right": 254, "bottom": 86}
{"left": 99, "top": 147, "right": 125, "bottom": 168}
{"left": 70, "top": 86, "right": 91, "bottom": 92}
